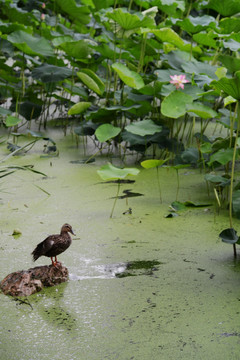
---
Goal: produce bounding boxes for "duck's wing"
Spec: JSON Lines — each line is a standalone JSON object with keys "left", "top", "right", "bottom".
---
{"left": 32, "top": 234, "right": 58, "bottom": 261}
{"left": 45, "top": 236, "right": 71, "bottom": 256}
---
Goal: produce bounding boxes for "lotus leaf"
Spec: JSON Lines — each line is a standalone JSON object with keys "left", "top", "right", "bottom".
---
{"left": 125, "top": 120, "right": 162, "bottom": 136}
{"left": 68, "top": 102, "right": 91, "bottom": 116}
{"left": 97, "top": 163, "right": 139, "bottom": 181}
{"left": 95, "top": 124, "right": 121, "bottom": 143}
{"left": 112, "top": 63, "right": 144, "bottom": 90}
{"left": 161, "top": 91, "right": 193, "bottom": 118}
{"left": 7, "top": 30, "right": 53, "bottom": 57}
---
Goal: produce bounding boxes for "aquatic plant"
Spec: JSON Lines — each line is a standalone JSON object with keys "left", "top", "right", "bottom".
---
{"left": 97, "top": 163, "right": 139, "bottom": 218}
{"left": 0, "top": 0, "right": 237, "bottom": 160}
{"left": 212, "top": 74, "right": 240, "bottom": 257}
{"left": 1, "top": 0, "right": 240, "bottom": 233}
{"left": 140, "top": 159, "right": 168, "bottom": 203}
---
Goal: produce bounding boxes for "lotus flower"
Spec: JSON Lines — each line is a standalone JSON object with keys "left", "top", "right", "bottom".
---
{"left": 170, "top": 74, "right": 189, "bottom": 90}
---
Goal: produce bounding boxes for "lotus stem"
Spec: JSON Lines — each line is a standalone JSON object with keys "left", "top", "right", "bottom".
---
{"left": 110, "top": 180, "right": 121, "bottom": 218}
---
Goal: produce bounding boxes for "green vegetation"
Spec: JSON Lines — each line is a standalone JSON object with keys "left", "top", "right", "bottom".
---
{"left": 1, "top": 0, "right": 240, "bottom": 254}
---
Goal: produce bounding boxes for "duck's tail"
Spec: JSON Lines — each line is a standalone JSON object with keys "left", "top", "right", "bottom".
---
{"left": 31, "top": 242, "right": 44, "bottom": 262}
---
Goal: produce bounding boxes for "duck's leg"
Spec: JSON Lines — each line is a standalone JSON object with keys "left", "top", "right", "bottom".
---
{"left": 55, "top": 256, "right": 58, "bottom": 264}
{"left": 51, "top": 257, "right": 56, "bottom": 266}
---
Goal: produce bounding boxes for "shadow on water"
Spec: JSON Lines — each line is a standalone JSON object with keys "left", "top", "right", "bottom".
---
{"left": 12, "top": 282, "right": 77, "bottom": 332}
{"left": 69, "top": 260, "right": 162, "bottom": 280}
{"left": 115, "top": 260, "right": 162, "bottom": 278}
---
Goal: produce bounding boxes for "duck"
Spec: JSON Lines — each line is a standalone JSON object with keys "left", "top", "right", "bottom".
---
{"left": 32, "top": 224, "right": 75, "bottom": 266}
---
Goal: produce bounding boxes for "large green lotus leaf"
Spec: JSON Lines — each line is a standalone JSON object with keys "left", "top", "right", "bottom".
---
{"left": 218, "top": 55, "right": 240, "bottom": 74}
{"left": 15, "top": 101, "right": 42, "bottom": 120}
{"left": 106, "top": 7, "right": 155, "bottom": 30}
{"left": 2, "top": 2, "right": 32, "bottom": 24}
{"left": 125, "top": 119, "right": 162, "bottom": 136}
{"left": 193, "top": 31, "right": 217, "bottom": 49}
{"left": 87, "top": 105, "right": 140, "bottom": 123}
{"left": 205, "top": 174, "right": 230, "bottom": 187}
{"left": 223, "top": 39, "right": 240, "bottom": 52}
{"left": 211, "top": 72, "right": 240, "bottom": 100}
{"left": 161, "top": 91, "right": 193, "bottom": 118}
{"left": 112, "top": 63, "right": 144, "bottom": 90}
{"left": 137, "top": 81, "right": 162, "bottom": 96}
{"left": 77, "top": 71, "right": 103, "bottom": 95}
{"left": 180, "top": 148, "right": 199, "bottom": 164}
{"left": 141, "top": 159, "right": 168, "bottom": 169}
{"left": 60, "top": 40, "right": 92, "bottom": 59}
{"left": 68, "top": 102, "right": 91, "bottom": 116}
{"left": 0, "top": 20, "right": 27, "bottom": 36}
{"left": 161, "top": 51, "right": 190, "bottom": 70}
{"left": 0, "top": 106, "right": 11, "bottom": 116}
{"left": 74, "top": 121, "right": 98, "bottom": 136}
{"left": 200, "top": 142, "right": 212, "bottom": 154}
{"left": 186, "top": 102, "right": 218, "bottom": 119}
{"left": 176, "top": 15, "right": 217, "bottom": 34}
{"left": 52, "top": 36, "right": 73, "bottom": 47}
{"left": 219, "top": 228, "right": 239, "bottom": 244}
{"left": 156, "top": 0, "right": 185, "bottom": 17}
{"left": 93, "top": 42, "right": 131, "bottom": 60}
{"left": 97, "top": 163, "right": 139, "bottom": 181}
{"left": 223, "top": 96, "right": 236, "bottom": 107}
{"left": 79, "top": 69, "right": 105, "bottom": 94}
{"left": 0, "top": 67, "right": 19, "bottom": 83}
{"left": 32, "top": 65, "right": 73, "bottom": 83}
{"left": 80, "top": 0, "right": 95, "bottom": 6}
{"left": 121, "top": 131, "right": 148, "bottom": 146}
{"left": 181, "top": 60, "right": 218, "bottom": 79}
{"left": 205, "top": 0, "right": 240, "bottom": 16}
{"left": 227, "top": 33, "right": 240, "bottom": 44}
{"left": 92, "top": 0, "right": 114, "bottom": 10}
{"left": 123, "top": 101, "right": 152, "bottom": 118}
{"left": 122, "top": 130, "right": 165, "bottom": 147}
{"left": 219, "top": 17, "right": 240, "bottom": 34}
{"left": 7, "top": 31, "right": 53, "bottom": 57}
{"left": 215, "top": 67, "right": 228, "bottom": 80}
{"left": 180, "top": 85, "right": 204, "bottom": 100}
{"left": 56, "top": 0, "right": 90, "bottom": 24}
{"left": 95, "top": 124, "right": 121, "bottom": 143}
{"left": 208, "top": 148, "right": 234, "bottom": 166}
{"left": 5, "top": 116, "right": 22, "bottom": 127}
{"left": 152, "top": 28, "right": 185, "bottom": 48}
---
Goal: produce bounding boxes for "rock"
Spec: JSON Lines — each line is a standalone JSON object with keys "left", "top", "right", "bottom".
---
{"left": 0, "top": 263, "right": 69, "bottom": 297}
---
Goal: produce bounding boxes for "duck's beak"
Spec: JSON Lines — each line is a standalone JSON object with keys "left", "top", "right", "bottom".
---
{"left": 70, "top": 229, "right": 76, "bottom": 236}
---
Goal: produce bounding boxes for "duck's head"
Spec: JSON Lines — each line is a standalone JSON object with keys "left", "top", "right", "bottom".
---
{"left": 61, "top": 223, "right": 75, "bottom": 235}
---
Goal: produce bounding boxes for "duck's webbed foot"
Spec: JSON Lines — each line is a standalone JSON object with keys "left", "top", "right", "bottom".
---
{"left": 51, "top": 256, "right": 61, "bottom": 267}
{"left": 51, "top": 257, "right": 57, "bottom": 267}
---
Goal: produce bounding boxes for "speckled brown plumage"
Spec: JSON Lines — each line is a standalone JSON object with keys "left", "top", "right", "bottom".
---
{"left": 32, "top": 224, "right": 75, "bottom": 266}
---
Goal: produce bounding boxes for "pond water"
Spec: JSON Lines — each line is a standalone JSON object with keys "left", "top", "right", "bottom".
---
{"left": 0, "top": 130, "right": 240, "bottom": 360}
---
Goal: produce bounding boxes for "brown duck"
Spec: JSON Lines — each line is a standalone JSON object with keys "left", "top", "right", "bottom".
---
{"left": 32, "top": 224, "right": 75, "bottom": 266}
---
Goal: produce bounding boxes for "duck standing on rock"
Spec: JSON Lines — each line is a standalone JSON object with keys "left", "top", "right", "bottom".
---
{"left": 32, "top": 224, "right": 75, "bottom": 266}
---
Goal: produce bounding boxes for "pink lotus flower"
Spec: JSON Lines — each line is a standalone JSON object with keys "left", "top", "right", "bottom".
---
{"left": 41, "top": 13, "right": 45, "bottom": 21}
{"left": 170, "top": 74, "right": 189, "bottom": 90}
{"left": 42, "top": 3, "right": 46, "bottom": 9}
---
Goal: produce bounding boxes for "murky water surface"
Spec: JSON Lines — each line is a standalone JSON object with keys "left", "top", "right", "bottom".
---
{"left": 0, "top": 131, "right": 240, "bottom": 359}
